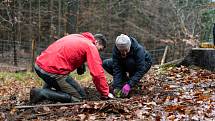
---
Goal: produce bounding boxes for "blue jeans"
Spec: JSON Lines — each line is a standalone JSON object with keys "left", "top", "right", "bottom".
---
{"left": 34, "top": 64, "right": 86, "bottom": 99}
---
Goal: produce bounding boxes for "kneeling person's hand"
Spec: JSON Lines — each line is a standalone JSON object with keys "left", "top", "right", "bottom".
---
{"left": 100, "top": 93, "right": 115, "bottom": 100}
{"left": 77, "top": 64, "right": 86, "bottom": 75}
{"left": 121, "top": 84, "right": 131, "bottom": 96}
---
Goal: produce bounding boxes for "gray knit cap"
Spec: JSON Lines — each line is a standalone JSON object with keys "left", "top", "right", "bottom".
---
{"left": 115, "top": 34, "right": 131, "bottom": 50}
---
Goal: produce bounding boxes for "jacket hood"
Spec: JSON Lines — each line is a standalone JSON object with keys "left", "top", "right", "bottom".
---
{"left": 129, "top": 36, "right": 139, "bottom": 50}
{"left": 81, "top": 32, "right": 96, "bottom": 44}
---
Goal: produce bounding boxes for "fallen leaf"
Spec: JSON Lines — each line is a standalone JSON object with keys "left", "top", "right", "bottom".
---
{"left": 43, "top": 106, "right": 50, "bottom": 112}
{"left": 78, "top": 114, "right": 86, "bottom": 120}
{"left": 60, "top": 106, "right": 68, "bottom": 110}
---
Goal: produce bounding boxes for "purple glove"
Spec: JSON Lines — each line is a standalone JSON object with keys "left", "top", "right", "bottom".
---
{"left": 121, "top": 84, "right": 131, "bottom": 96}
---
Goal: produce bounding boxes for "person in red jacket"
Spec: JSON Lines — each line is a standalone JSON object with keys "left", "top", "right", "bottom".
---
{"left": 30, "top": 32, "right": 114, "bottom": 103}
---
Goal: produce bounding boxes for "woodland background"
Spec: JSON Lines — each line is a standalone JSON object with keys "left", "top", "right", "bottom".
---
{"left": 0, "top": 0, "right": 214, "bottom": 69}
{"left": 0, "top": 1, "right": 215, "bottom": 120}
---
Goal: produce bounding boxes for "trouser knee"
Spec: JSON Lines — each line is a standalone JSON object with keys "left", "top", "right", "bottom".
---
{"left": 56, "top": 77, "right": 86, "bottom": 99}
{"left": 102, "top": 58, "right": 113, "bottom": 75}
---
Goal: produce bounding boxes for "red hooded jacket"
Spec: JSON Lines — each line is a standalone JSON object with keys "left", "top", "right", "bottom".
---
{"left": 36, "top": 32, "right": 109, "bottom": 96}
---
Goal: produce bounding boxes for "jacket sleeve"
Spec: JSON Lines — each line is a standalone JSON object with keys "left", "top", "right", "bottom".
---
{"left": 86, "top": 45, "right": 109, "bottom": 96}
{"left": 112, "top": 47, "right": 123, "bottom": 89}
{"left": 128, "top": 46, "right": 152, "bottom": 87}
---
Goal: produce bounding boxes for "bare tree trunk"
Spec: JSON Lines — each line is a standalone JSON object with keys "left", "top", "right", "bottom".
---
{"left": 29, "top": 0, "right": 32, "bottom": 38}
{"left": 213, "top": 23, "right": 215, "bottom": 45}
{"left": 58, "top": 0, "right": 61, "bottom": 36}
{"left": 12, "top": 0, "right": 17, "bottom": 66}
{"left": 38, "top": 0, "right": 41, "bottom": 42}
{"left": 49, "top": 0, "right": 54, "bottom": 41}
{"left": 18, "top": 0, "right": 21, "bottom": 44}
{"left": 67, "top": 0, "right": 79, "bottom": 33}
{"left": 63, "top": 2, "right": 68, "bottom": 35}
{"left": 29, "top": 0, "right": 34, "bottom": 71}
{"left": 31, "top": 39, "right": 36, "bottom": 72}
{"left": 76, "top": 0, "right": 81, "bottom": 32}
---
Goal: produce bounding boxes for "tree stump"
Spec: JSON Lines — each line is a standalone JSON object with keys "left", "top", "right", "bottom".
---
{"left": 178, "top": 48, "right": 215, "bottom": 71}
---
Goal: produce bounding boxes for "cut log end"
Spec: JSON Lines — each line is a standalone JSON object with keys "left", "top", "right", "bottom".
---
{"left": 178, "top": 48, "right": 215, "bottom": 71}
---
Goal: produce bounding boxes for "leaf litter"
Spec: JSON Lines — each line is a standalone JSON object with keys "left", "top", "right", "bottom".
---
{"left": 0, "top": 65, "right": 215, "bottom": 120}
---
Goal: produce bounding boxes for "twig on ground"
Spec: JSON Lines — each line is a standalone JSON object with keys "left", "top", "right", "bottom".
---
{"left": 14, "top": 98, "right": 129, "bottom": 109}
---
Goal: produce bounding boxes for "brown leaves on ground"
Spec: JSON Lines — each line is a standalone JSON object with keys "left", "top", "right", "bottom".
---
{"left": 0, "top": 66, "right": 215, "bottom": 120}
{"left": 0, "top": 73, "right": 41, "bottom": 106}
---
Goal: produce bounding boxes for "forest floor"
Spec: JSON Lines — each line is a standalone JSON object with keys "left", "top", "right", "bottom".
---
{"left": 0, "top": 65, "right": 215, "bottom": 120}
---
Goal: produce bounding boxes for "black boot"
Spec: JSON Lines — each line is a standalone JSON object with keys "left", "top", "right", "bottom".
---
{"left": 30, "top": 87, "right": 43, "bottom": 103}
{"left": 30, "top": 88, "right": 80, "bottom": 103}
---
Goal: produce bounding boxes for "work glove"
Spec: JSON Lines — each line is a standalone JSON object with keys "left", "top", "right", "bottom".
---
{"left": 77, "top": 64, "right": 86, "bottom": 75}
{"left": 121, "top": 84, "right": 131, "bottom": 96}
{"left": 100, "top": 93, "right": 115, "bottom": 100}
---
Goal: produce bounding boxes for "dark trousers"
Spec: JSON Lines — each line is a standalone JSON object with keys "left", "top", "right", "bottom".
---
{"left": 103, "top": 58, "right": 151, "bottom": 89}
{"left": 103, "top": 58, "right": 136, "bottom": 76}
{"left": 34, "top": 64, "right": 86, "bottom": 99}
{"left": 103, "top": 58, "right": 136, "bottom": 89}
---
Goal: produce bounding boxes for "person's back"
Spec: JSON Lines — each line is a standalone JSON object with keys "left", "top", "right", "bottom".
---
{"left": 36, "top": 33, "right": 96, "bottom": 75}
